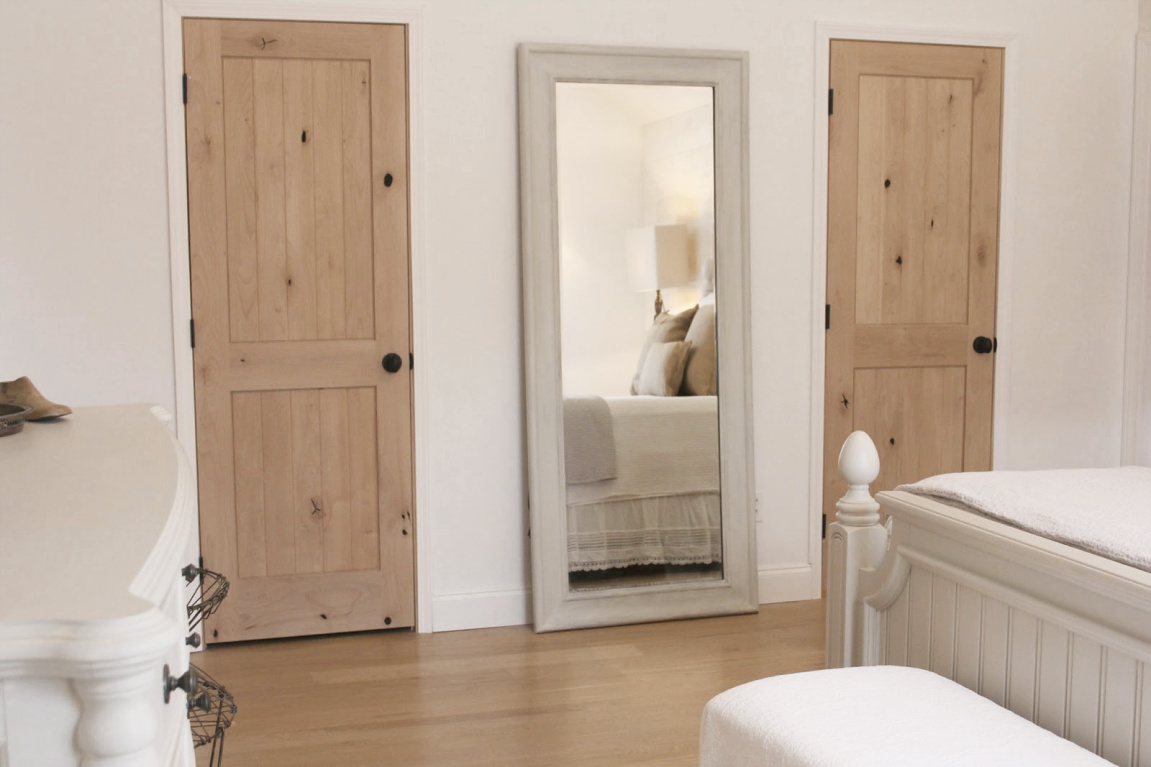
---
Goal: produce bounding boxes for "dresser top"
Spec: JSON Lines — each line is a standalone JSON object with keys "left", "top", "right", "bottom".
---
{"left": 0, "top": 405, "right": 187, "bottom": 623}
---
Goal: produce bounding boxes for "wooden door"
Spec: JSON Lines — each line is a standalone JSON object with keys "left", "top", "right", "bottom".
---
{"left": 184, "top": 19, "right": 413, "bottom": 642}
{"left": 824, "top": 40, "right": 1003, "bottom": 521}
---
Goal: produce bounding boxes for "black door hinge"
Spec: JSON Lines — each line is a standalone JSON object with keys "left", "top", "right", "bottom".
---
{"left": 409, "top": 352, "right": 414, "bottom": 371}
{"left": 828, "top": 88, "right": 834, "bottom": 116}
{"left": 182, "top": 73, "right": 188, "bottom": 105}
{"left": 825, "top": 304, "right": 831, "bottom": 330}
{"left": 822, "top": 513, "right": 828, "bottom": 539}
{"left": 189, "top": 318, "right": 196, "bottom": 349}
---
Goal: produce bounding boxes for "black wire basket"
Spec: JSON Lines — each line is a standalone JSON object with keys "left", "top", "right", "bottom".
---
{"left": 187, "top": 662, "right": 237, "bottom": 766}
{"left": 183, "top": 564, "right": 230, "bottom": 632}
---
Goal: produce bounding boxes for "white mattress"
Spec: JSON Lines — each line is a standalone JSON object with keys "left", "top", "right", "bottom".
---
{"left": 701, "top": 666, "right": 1112, "bottom": 766}
{"left": 898, "top": 466, "right": 1151, "bottom": 572}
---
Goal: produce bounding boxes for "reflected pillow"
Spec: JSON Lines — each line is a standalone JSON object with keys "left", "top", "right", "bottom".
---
{"left": 630, "top": 305, "right": 698, "bottom": 395}
{"left": 636, "top": 340, "right": 692, "bottom": 396}
{"left": 680, "top": 303, "right": 717, "bottom": 396}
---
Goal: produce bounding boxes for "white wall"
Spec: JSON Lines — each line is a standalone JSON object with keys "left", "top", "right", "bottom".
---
{"left": 0, "top": 0, "right": 1139, "bottom": 631}
{"left": 0, "top": 0, "right": 173, "bottom": 413}
{"left": 556, "top": 85, "right": 649, "bottom": 397}
{"left": 1125, "top": 30, "right": 1151, "bottom": 467}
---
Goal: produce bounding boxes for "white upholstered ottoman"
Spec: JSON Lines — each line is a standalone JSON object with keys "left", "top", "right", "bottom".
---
{"left": 700, "top": 666, "right": 1112, "bottom": 766}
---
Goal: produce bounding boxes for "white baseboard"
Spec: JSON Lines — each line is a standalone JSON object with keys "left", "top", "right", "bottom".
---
{"left": 431, "top": 567, "right": 818, "bottom": 632}
{"left": 758, "top": 564, "right": 820, "bottom": 604}
{"left": 431, "top": 588, "right": 532, "bottom": 632}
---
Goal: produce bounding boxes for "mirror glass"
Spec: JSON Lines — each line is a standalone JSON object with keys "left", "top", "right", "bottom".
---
{"left": 519, "top": 44, "right": 755, "bottom": 632}
{"left": 556, "top": 83, "right": 723, "bottom": 592}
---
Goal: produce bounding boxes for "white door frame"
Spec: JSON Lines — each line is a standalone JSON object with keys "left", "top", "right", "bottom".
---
{"left": 161, "top": 0, "right": 434, "bottom": 632}
{"left": 809, "top": 23, "right": 1019, "bottom": 596}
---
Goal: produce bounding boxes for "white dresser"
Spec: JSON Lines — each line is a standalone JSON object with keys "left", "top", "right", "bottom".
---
{"left": 0, "top": 405, "right": 198, "bottom": 766}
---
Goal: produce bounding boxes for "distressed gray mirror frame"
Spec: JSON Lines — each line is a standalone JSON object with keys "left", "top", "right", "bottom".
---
{"left": 518, "top": 43, "right": 757, "bottom": 632}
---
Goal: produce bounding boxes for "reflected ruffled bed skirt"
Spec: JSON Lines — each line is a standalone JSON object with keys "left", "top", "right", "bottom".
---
{"left": 566, "top": 492, "right": 721, "bottom": 571}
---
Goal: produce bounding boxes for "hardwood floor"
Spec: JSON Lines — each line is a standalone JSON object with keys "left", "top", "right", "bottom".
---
{"left": 194, "top": 599, "right": 825, "bottom": 766}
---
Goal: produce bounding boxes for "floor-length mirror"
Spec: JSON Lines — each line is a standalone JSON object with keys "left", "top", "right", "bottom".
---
{"left": 519, "top": 44, "right": 756, "bottom": 632}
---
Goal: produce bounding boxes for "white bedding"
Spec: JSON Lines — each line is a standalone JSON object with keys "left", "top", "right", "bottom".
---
{"left": 899, "top": 466, "right": 1151, "bottom": 571}
{"left": 566, "top": 395, "right": 718, "bottom": 506}
{"left": 566, "top": 395, "right": 720, "bottom": 571}
{"left": 562, "top": 396, "right": 618, "bottom": 484}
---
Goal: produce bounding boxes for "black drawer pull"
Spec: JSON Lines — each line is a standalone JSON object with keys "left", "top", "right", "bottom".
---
{"left": 163, "top": 664, "right": 197, "bottom": 704}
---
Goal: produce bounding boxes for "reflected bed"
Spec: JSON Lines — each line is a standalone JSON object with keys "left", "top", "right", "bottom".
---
{"left": 564, "top": 395, "right": 720, "bottom": 572}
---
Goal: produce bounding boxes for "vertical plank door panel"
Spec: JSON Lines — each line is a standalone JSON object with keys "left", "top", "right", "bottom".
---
{"left": 253, "top": 59, "right": 288, "bottom": 342}
{"left": 320, "top": 388, "right": 353, "bottom": 573}
{"left": 261, "top": 390, "right": 296, "bottom": 576}
{"left": 313, "top": 61, "right": 347, "bottom": 342}
{"left": 232, "top": 392, "right": 266, "bottom": 579}
{"left": 283, "top": 60, "right": 318, "bottom": 341}
{"left": 291, "top": 389, "right": 324, "bottom": 574}
{"left": 343, "top": 60, "right": 375, "bottom": 339}
{"left": 347, "top": 387, "right": 381, "bottom": 571}
{"left": 222, "top": 58, "right": 259, "bottom": 343}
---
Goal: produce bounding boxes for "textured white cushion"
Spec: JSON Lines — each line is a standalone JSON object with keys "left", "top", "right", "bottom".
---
{"left": 700, "top": 666, "right": 1112, "bottom": 767}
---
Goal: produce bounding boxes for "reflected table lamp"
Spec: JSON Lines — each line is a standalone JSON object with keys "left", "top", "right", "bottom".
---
{"left": 626, "top": 224, "right": 693, "bottom": 319}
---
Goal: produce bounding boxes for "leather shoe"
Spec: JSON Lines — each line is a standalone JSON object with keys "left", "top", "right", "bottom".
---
{"left": 0, "top": 376, "right": 71, "bottom": 420}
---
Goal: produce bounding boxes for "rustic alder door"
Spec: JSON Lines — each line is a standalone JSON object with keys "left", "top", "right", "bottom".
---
{"left": 824, "top": 40, "right": 1004, "bottom": 523}
{"left": 184, "top": 19, "right": 413, "bottom": 642}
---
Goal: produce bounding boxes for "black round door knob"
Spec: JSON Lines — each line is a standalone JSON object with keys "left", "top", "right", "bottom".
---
{"left": 382, "top": 353, "right": 404, "bottom": 373}
{"left": 973, "top": 336, "right": 994, "bottom": 354}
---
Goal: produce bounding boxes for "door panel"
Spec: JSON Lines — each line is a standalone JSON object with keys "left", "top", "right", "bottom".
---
{"left": 853, "top": 367, "right": 966, "bottom": 495}
{"left": 856, "top": 75, "right": 973, "bottom": 326}
{"left": 230, "top": 388, "right": 381, "bottom": 578}
{"left": 824, "top": 40, "right": 1003, "bottom": 524}
{"left": 185, "top": 18, "right": 412, "bottom": 642}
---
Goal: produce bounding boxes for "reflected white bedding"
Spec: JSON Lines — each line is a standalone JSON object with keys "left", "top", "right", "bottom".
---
{"left": 566, "top": 395, "right": 720, "bottom": 572}
{"left": 566, "top": 395, "right": 718, "bottom": 505}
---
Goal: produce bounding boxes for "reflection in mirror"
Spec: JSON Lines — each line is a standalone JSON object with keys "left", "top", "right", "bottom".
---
{"left": 555, "top": 83, "right": 722, "bottom": 592}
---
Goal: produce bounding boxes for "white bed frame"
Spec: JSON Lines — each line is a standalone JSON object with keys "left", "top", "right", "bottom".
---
{"left": 827, "top": 431, "right": 1151, "bottom": 767}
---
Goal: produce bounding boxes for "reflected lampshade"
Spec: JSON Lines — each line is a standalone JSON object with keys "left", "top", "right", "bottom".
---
{"left": 626, "top": 224, "right": 693, "bottom": 292}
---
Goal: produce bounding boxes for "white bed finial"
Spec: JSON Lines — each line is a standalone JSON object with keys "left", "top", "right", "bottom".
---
{"left": 837, "top": 431, "right": 881, "bottom": 527}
